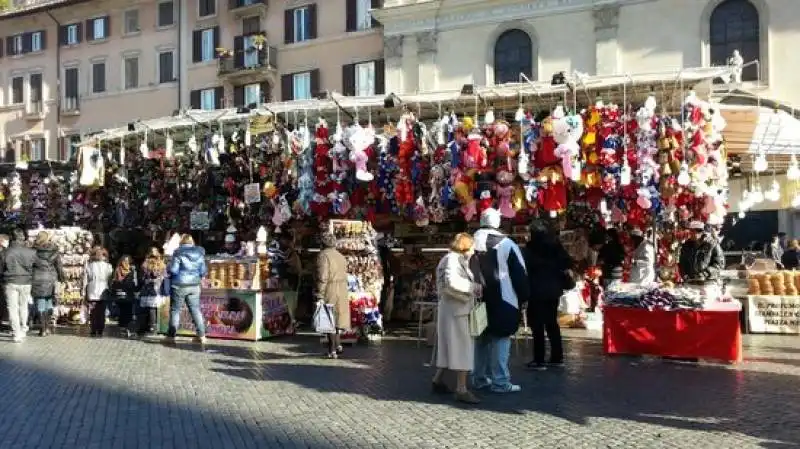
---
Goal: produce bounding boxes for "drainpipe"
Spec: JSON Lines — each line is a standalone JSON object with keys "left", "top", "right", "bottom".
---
{"left": 176, "top": 0, "right": 183, "bottom": 109}
{"left": 46, "top": 11, "right": 62, "bottom": 159}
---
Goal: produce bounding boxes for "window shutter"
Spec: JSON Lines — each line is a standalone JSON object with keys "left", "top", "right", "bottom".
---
{"left": 85, "top": 19, "right": 93, "bottom": 41}
{"left": 22, "top": 33, "right": 32, "bottom": 53}
{"left": 104, "top": 16, "right": 110, "bottom": 38}
{"left": 6, "top": 38, "right": 12, "bottom": 56}
{"left": 345, "top": 0, "right": 357, "bottom": 32}
{"left": 374, "top": 58, "right": 385, "bottom": 95}
{"left": 213, "top": 27, "right": 220, "bottom": 58}
{"left": 76, "top": 23, "right": 83, "bottom": 43}
{"left": 59, "top": 26, "right": 66, "bottom": 46}
{"left": 40, "top": 30, "right": 47, "bottom": 50}
{"left": 215, "top": 86, "right": 225, "bottom": 109}
{"left": 308, "top": 4, "right": 318, "bottom": 40}
{"left": 190, "top": 90, "right": 201, "bottom": 109}
{"left": 192, "top": 30, "right": 202, "bottom": 62}
{"left": 259, "top": 81, "right": 269, "bottom": 103}
{"left": 281, "top": 74, "right": 292, "bottom": 101}
{"left": 284, "top": 9, "right": 294, "bottom": 44}
{"left": 233, "top": 86, "right": 245, "bottom": 107}
{"left": 371, "top": 0, "right": 382, "bottom": 27}
{"left": 0, "top": 38, "right": 3, "bottom": 58}
{"left": 342, "top": 63, "right": 355, "bottom": 96}
{"left": 233, "top": 36, "right": 245, "bottom": 68}
{"left": 310, "top": 69, "right": 320, "bottom": 98}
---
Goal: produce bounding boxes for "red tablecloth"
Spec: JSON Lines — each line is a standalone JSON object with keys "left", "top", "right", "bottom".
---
{"left": 602, "top": 307, "right": 743, "bottom": 362}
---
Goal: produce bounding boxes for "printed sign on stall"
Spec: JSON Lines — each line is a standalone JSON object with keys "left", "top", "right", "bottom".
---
{"left": 747, "top": 295, "right": 800, "bottom": 334}
{"left": 158, "top": 289, "right": 259, "bottom": 340}
{"left": 261, "top": 291, "right": 295, "bottom": 338}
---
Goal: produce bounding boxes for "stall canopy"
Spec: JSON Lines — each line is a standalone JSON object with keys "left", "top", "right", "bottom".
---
{"left": 80, "top": 66, "right": 732, "bottom": 146}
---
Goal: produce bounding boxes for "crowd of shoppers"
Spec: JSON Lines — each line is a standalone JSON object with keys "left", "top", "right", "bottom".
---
{"left": 1, "top": 229, "right": 207, "bottom": 344}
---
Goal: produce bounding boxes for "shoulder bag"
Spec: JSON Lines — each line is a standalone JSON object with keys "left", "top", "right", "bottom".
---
{"left": 469, "top": 300, "right": 488, "bottom": 337}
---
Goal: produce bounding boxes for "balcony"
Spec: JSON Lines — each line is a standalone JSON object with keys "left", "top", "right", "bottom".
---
{"left": 61, "top": 97, "right": 80, "bottom": 116}
{"left": 25, "top": 101, "right": 44, "bottom": 121}
{"left": 228, "top": 0, "right": 266, "bottom": 18}
{"left": 218, "top": 44, "right": 277, "bottom": 85}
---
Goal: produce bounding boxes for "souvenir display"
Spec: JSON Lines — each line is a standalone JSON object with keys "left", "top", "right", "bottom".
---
{"left": 26, "top": 227, "right": 93, "bottom": 320}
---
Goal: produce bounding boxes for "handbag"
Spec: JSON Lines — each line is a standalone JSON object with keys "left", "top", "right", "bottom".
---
{"left": 469, "top": 301, "right": 488, "bottom": 337}
{"left": 313, "top": 301, "right": 336, "bottom": 334}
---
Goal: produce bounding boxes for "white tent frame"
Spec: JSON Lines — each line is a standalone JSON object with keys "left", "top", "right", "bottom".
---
{"left": 80, "top": 66, "right": 733, "bottom": 146}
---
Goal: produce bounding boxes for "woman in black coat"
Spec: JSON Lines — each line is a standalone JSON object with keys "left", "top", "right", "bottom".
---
{"left": 31, "top": 232, "right": 65, "bottom": 337}
{"left": 524, "top": 226, "right": 573, "bottom": 369}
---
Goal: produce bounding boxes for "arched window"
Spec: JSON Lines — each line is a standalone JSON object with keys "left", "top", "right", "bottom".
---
{"left": 710, "top": 0, "right": 760, "bottom": 81}
{"left": 494, "top": 29, "right": 533, "bottom": 85}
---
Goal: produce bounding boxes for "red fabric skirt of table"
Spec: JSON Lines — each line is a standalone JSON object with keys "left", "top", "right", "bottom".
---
{"left": 602, "top": 307, "right": 743, "bottom": 362}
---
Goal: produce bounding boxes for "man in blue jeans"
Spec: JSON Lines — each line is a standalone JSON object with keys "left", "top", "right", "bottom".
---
{"left": 470, "top": 209, "right": 529, "bottom": 393}
{"left": 166, "top": 234, "right": 208, "bottom": 344}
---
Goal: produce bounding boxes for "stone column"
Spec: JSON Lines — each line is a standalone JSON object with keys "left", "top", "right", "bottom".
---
{"left": 383, "top": 35, "right": 405, "bottom": 94}
{"left": 593, "top": 5, "right": 620, "bottom": 76}
{"left": 416, "top": 31, "right": 438, "bottom": 93}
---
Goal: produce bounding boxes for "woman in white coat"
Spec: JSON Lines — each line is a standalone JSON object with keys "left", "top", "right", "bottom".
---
{"left": 629, "top": 229, "right": 656, "bottom": 284}
{"left": 432, "top": 233, "right": 481, "bottom": 404}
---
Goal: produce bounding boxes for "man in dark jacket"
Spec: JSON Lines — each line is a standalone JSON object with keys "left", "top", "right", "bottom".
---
{"left": 471, "top": 208, "right": 529, "bottom": 393}
{"left": 0, "top": 229, "right": 37, "bottom": 342}
{"left": 679, "top": 221, "right": 725, "bottom": 298}
{"left": 166, "top": 234, "right": 208, "bottom": 344}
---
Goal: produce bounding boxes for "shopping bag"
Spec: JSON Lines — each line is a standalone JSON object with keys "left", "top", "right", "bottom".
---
{"left": 469, "top": 301, "right": 488, "bottom": 337}
{"left": 313, "top": 301, "right": 336, "bottom": 334}
{"left": 558, "top": 287, "right": 583, "bottom": 315}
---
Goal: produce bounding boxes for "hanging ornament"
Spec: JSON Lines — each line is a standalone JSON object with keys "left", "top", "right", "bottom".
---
{"left": 188, "top": 135, "right": 198, "bottom": 153}
{"left": 754, "top": 153, "right": 768, "bottom": 173}
{"left": 620, "top": 159, "right": 631, "bottom": 186}
{"left": 165, "top": 134, "right": 174, "bottom": 159}
{"left": 245, "top": 127, "right": 252, "bottom": 146}
{"left": 484, "top": 107, "right": 495, "bottom": 125}
{"left": 515, "top": 106, "right": 525, "bottom": 122}
{"left": 677, "top": 162, "right": 690, "bottom": 186}
{"left": 139, "top": 130, "right": 149, "bottom": 158}
{"left": 788, "top": 154, "right": 800, "bottom": 180}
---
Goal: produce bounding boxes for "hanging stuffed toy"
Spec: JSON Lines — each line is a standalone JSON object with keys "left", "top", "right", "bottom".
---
{"left": 349, "top": 125, "right": 374, "bottom": 182}
{"left": 462, "top": 128, "right": 486, "bottom": 175}
{"left": 495, "top": 168, "right": 516, "bottom": 218}
{"left": 413, "top": 196, "right": 429, "bottom": 227}
{"left": 475, "top": 172, "right": 494, "bottom": 216}
{"left": 453, "top": 172, "right": 476, "bottom": 221}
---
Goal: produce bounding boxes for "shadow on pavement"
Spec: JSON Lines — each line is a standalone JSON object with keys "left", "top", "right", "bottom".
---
{"left": 0, "top": 356, "right": 354, "bottom": 449}
{"left": 206, "top": 336, "right": 800, "bottom": 448}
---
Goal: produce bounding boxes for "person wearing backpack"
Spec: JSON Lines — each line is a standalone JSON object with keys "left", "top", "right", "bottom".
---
{"left": 31, "top": 232, "right": 65, "bottom": 337}
{"left": 111, "top": 255, "right": 139, "bottom": 338}
{"left": 470, "top": 208, "right": 529, "bottom": 393}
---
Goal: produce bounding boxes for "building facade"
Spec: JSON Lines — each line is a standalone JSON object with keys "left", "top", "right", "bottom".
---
{"left": 0, "top": 0, "right": 385, "bottom": 161}
{"left": 373, "top": 0, "right": 800, "bottom": 107}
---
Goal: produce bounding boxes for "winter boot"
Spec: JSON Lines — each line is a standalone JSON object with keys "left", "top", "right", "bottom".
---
{"left": 39, "top": 311, "right": 49, "bottom": 337}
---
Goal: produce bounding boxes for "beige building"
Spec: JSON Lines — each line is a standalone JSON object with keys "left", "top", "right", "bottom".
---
{"left": 373, "top": 0, "right": 800, "bottom": 106}
{"left": 0, "top": 0, "right": 385, "bottom": 161}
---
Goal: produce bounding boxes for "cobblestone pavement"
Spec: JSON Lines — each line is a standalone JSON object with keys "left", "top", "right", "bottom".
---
{"left": 0, "top": 328, "right": 799, "bottom": 449}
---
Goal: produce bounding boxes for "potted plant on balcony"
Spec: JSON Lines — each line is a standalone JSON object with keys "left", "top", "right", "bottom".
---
{"left": 250, "top": 34, "right": 266, "bottom": 52}
{"left": 217, "top": 48, "right": 233, "bottom": 58}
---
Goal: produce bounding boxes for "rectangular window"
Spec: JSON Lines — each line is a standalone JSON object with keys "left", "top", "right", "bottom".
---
{"left": 355, "top": 61, "right": 375, "bottom": 96}
{"left": 244, "top": 84, "right": 260, "bottom": 106}
{"left": 158, "top": 1, "right": 175, "bottom": 27}
{"left": 292, "top": 72, "right": 311, "bottom": 100}
{"left": 199, "top": 0, "right": 216, "bottom": 17}
{"left": 64, "top": 67, "right": 79, "bottom": 110}
{"left": 31, "top": 31, "right": 43, "bottom": 52}
{"left": 11, "top": 76, "right": 24, "bottom": 104}
{"left": 201, "top": 28, "right": 215, "bottom": 61}
{"left": 12, "top": 35, "right": 23, "bottom": 55}
{"left": 159, "top": 51, "right": 175, "bottom": 83}
{"left": 124, "top": 56, "right": 139, "bottom": 89}
{"left": 66, "top": 24, "right": 79, "bottom": 45}
{"left": 92, "top": 62, "right": 106, "bottom": 93}
{"left": 243, "top": 35, "right": 258, "bottom": 68}
{"left": 60, "top": 135, "right": 81, "bottom": 161}
{"left": 356, "top": 0, "right": 372, "bottom": 31}
{"left": 93, "top": 17, "right": 107, "bottom": 40}
{"left": 30, "top": 138, "right": 45, "bottom": 161}
{"left": 293, "top": 7, "right": 309, "bottom": 43}
{"left": 200, "top": 88, "right": 215, "bottom": 110}
{"left": 124, "top": 10, "right": 140, "bottom": 34}
{"left": 242, "top": 16, "right": 260, "bottom": 35}
{"left": 29, "top": 73, "right": 43, "bottom": 104}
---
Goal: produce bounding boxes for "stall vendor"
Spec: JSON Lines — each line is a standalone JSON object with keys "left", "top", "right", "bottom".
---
{"left": 629, "top": 229, "right": 655, "bottom": 285}
{"left": 678, "top": 222, "right": 725, "bottom": 299}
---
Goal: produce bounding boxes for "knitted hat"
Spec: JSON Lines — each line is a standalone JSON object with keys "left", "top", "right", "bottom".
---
{"left": 480, "top": 208, "right": 501, "bottom": 229}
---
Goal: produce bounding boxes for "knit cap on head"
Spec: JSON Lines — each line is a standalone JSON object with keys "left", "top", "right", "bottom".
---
{"left": 480, "top": 208, "right": 501, "bottom": 229}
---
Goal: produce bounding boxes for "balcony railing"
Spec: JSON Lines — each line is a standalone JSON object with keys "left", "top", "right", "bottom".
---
{"left": 62, "top": 96, "right": 80, "bottom": 115}
{"left": 229, "top": 0, "right": 266, "bottom": 14}
{"left": 218, "top": 45, "right": 277, "bottom": 77}
{"left": 25, "top": 100, "right": 44, "bottom": 119}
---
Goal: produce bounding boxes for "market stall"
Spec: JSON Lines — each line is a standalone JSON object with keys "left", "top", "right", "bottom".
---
{"left": 70, "top": 67, "right": 746, "bottom": 349}
{"left": 745, "top": 271, "right": 800, "bottom": 334}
